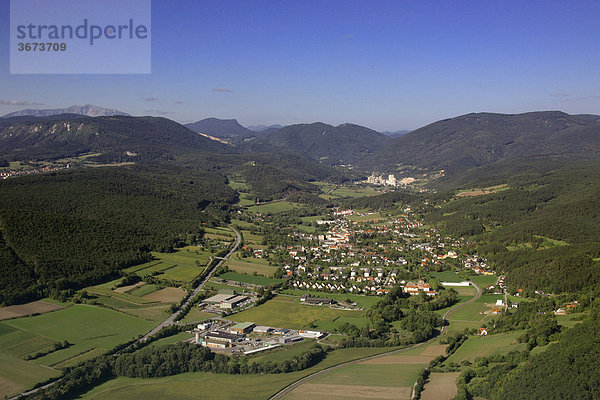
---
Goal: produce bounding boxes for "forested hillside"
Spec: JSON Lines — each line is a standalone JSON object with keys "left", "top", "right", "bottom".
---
{"left": 456, "top": 311, "right": 600, "bottom": 400}
{"left": 0, "top": 165, "right": 237, "bottom": 305}
{"left": 241, "top": 122, "right": 389, "bottom": 165}
{"left": 0, "top": 115, "right": 228, "bottom": 161}
{"left": 367, "top": 111, "right": 600, "bottom": 172}
{"left": 425, "top": 159, "right": 600, "bottom": 293}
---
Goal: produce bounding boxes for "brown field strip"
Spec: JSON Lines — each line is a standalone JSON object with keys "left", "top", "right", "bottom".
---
{"left": 360, "top": 355, "right": 434, "bottom": 365}
{"left": 285, "top": 383, "right": 411, "bottom": 400}
{"left": 421, "top": 372, "right": 460, "bottom": 400}
{"left": 114, "top": 282, "right": 145, "bottom": 293}
{"left": 420, "top": 344, "right": 447, "bottom": 357}
{"left": 0, "top": 301, "right": 64, "bottom": 320}
{"left": 143, "top": 287, "right": 186, "bottom": 302}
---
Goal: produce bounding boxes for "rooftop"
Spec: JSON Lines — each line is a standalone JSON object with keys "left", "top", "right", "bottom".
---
{"left": 205, "top": 294, "right": 237, "bottom": 303}
{"left": 231, "top": 322, "right": 255, "bottom": 330}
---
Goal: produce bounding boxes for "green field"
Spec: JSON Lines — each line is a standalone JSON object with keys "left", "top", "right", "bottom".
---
{"left": 149, "top": 332, "right": 190, "bottom": 348}
{"left": 250, "top": 339, "right": 316, "bottom": 363}
{"left": 230, "top": 296, "right": 366, "bottom": 330}
{"left": 179, "top": 308, "right": 215, "bottom": 324}
{"left": 469, "top": 274, "right": 498, "bottom": 288}
{"left": 218, "top": 271, "right": 283, "bottom": 286}
{"left": 0, "top": 353, "right": 62, "bottom": 398}
{"left": 1, "top": 305, "right": 154, "bottom": 367}
{"left": 128, "top": 283, "right": 161, "bottom": 297}
{"left": 224, "top": 258, "right": 278, "bottom": 277}
{"left": 346, "top": 212, "right": 383, "bottom": 222}
{"left": 452, "top": 286, "right": 477, "bottom": 296}
{"left": 82, "top": 372, "right": 303, "bottom": 400}
{"left": 81, "top": 347, "right": 398, "bottom": 400}
{"left": 313, "top": 363, "right": 422, "bottom": 387}
{"left": 246, "top": 201, "right": 299, "bottom": 214}
{"left": 313, "top": 315, "right": 369, "bottom": 331}
{"left": 447, "top": 296, "right": 499, "bottom": 325}
{"left": 124, "top": 247, "right": 211, "bottom": 283}
{"left": 445, "top": 331, "right": 526, "bottom": 363}
{"left": 434, "top": 295, "right": 474, "bottom": 317}
{"left": 329, "top": 187, "right": 381, "bottom": 198}
{"left": 204, "top": 280, "right": 252, "bottom": 293}
{"left": 87, "top": 284, "right": 157, "bottom": 305}
{"left": 556, "top": 313, "right": 586, "bottom": 329}
{"left": 240, "top": 229, "right": 264, "bottom": 244}
{"left": 279, "top": 289, "right": 381, "bottom": 309}
{"left": 116, "top": 305, "right": 172, "bottom": 323}
{"left": 427, "top": 270, "right": 464, "bottom": 283}
{"left": 228, "top": 180, "right": 249, "bottom": 191}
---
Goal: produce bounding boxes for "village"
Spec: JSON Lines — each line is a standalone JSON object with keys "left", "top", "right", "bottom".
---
{"left": 240, "top": 207, "right": 495, "bottom": 298}
{"left": 177, "top": 205, "right": 511, "bottom": 354}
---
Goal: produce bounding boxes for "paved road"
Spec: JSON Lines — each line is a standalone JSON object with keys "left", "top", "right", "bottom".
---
{"left": 141, "top": 226, "right": 242, "bottom": 340}
{"left": 269, "top": 282, "right": 482, "bottom": 400}
{"left": 9, "top": 227, "right": 242, "bottom": 400}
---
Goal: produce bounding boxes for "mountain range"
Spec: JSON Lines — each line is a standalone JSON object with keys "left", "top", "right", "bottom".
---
{"left": 246, "top": 124, "right": 284, "bottom": 132}
{"left": 367, "top": 111, "right": 600, "bottom": 172}
{"left": 2, "top": 104, "right": 129, "bottom": 118}
{"left": 0, "top": 115, "right": 226, "bottom": 161}
{"left": 240, "top": 122, "right": 390, "bottom": 165}
{"left": 185, "top": 118, "right": 255, "bottom": 138}
{"left": 381, "top": 129, "right": 411, "bottom": 138}
{"left": 1, "top": 110, "right": 599, "bottom": 173}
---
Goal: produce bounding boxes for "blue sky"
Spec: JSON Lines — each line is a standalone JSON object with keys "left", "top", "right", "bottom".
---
{"left": 1, "top": 0, "right": 599, "bottom": 130}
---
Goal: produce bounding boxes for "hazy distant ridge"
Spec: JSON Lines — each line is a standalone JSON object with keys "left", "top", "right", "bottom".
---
{"left": 2, "top": 104, "right": 130, "bottom": 118}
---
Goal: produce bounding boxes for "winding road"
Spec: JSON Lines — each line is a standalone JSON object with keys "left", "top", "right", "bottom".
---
{"left": 269, "top": 282, "right": 482, "bottom": 400}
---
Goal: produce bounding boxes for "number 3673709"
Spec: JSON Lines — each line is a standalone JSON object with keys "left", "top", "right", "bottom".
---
{"left": 17, "top": 43, "right": 67, "bottom": 51}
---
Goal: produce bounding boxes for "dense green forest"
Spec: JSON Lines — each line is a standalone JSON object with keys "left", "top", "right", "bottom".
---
{"left": 456, "top": 310, "right": 600, "bottom": 400}
{"left": 425, "top": 159, "right": 600, "bottom": 293}
{"left": 0, "top": 165, "right": 237, "bottom": 304}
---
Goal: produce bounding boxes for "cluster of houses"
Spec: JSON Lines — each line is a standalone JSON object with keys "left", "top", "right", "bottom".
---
{"left": 289, "top": 267, "right": 412, "bottom": 295}
{"left": 260, "top": 209, "right": 472, "bottom": 297}
{"left": 554, "top": 301, "right": 580, "bottom": 316}
{"left": 464, "top": 255, "right": 495, "bottom": 275}
{"left": 0, "top": 164, "right": 69, "bottom": 180}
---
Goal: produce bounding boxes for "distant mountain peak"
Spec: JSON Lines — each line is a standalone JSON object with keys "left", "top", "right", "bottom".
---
{"left": 2, "top": 104, "right": 129, "bottom": 118}
{"left": 241, "top": 121, "right": 390, "bottom": 165}
{"left": 246, "top": 124, "right": 284, "bottom": 132}
{"left": 185, "top": 117, "right": 254, "bottom": 138}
